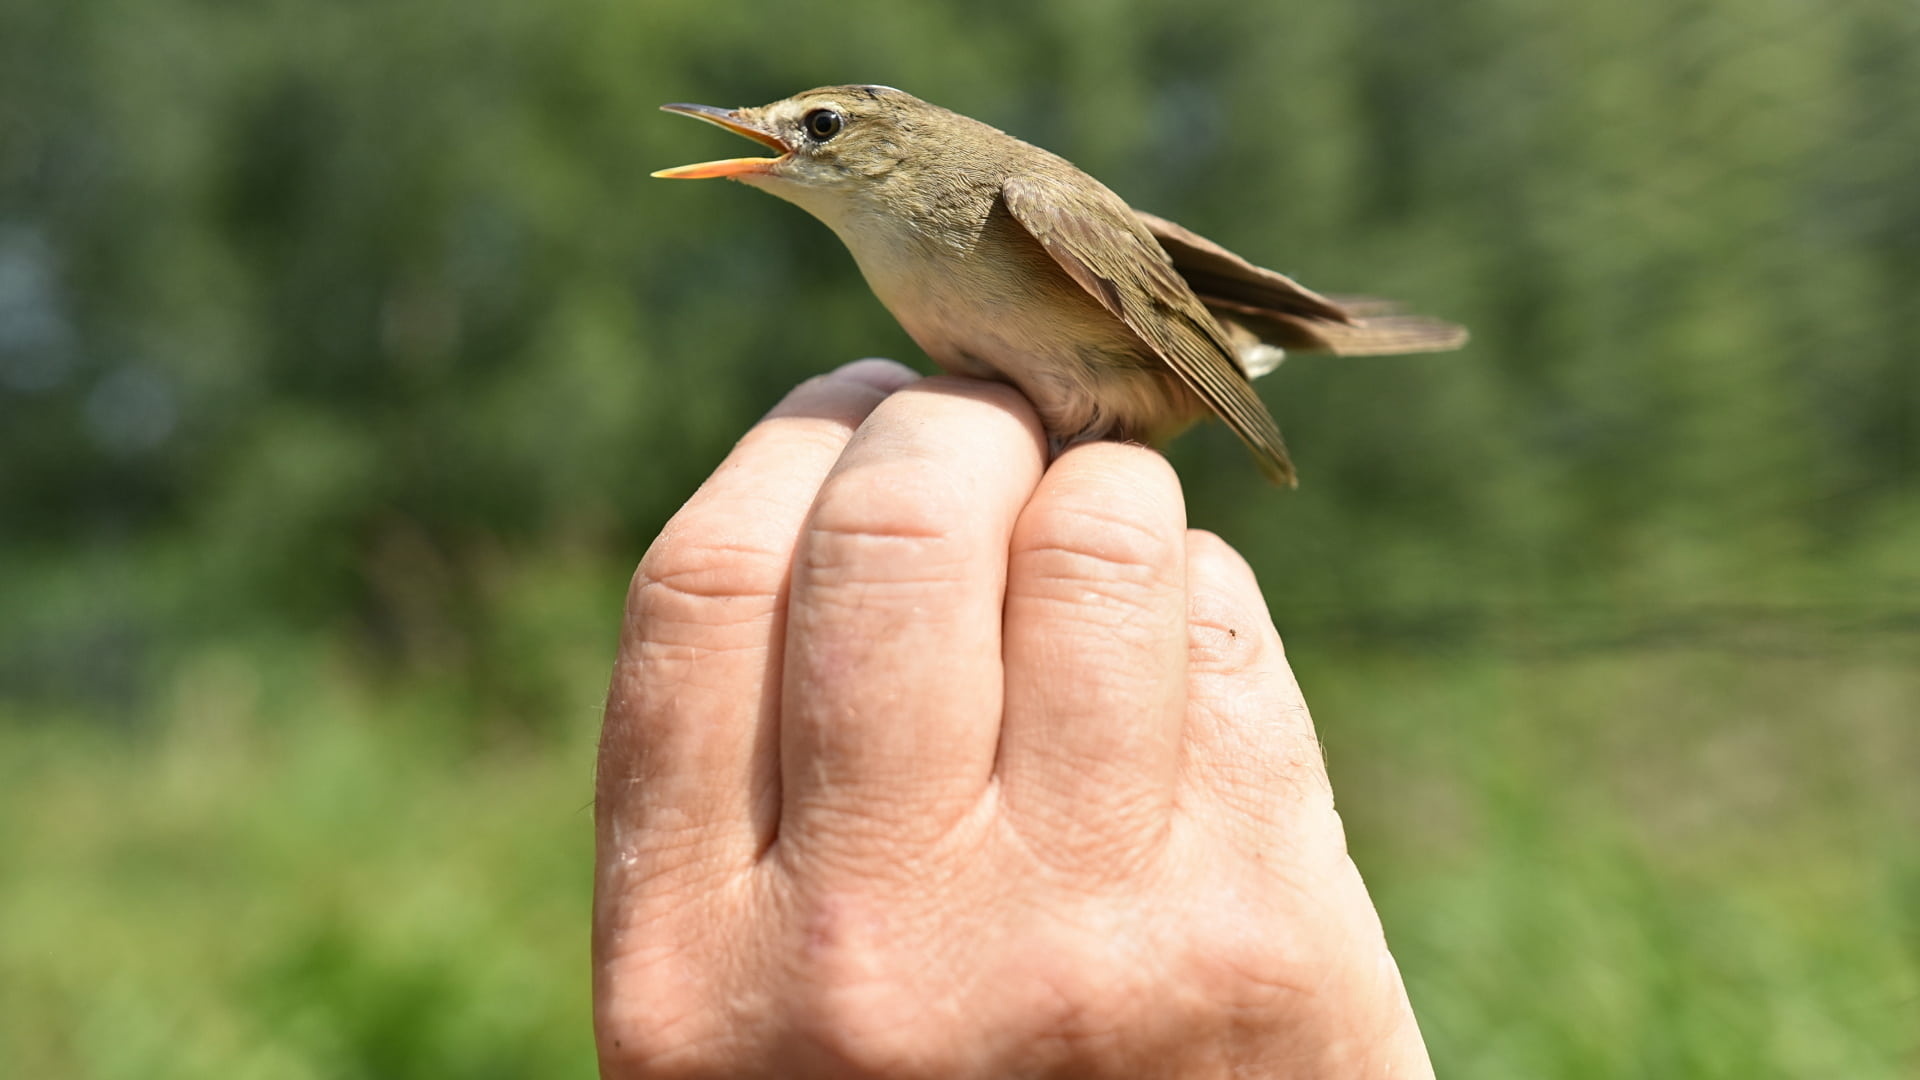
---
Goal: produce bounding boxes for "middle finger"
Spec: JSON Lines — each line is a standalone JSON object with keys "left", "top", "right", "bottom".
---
{"left": 777, "top": 377, "right": 1047, "bottom": 860}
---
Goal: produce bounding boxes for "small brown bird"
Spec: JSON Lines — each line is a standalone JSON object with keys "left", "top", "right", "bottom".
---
{"left": 655, "top": 85, "right": 1465, "bottom": 485}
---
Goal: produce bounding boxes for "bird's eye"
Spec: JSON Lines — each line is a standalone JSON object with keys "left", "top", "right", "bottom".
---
{"left": 805, "top": 109, "right": 844, "bottom": 141}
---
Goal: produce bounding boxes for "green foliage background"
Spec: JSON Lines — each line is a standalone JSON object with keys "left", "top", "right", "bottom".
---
{"left": 3, "top": 0, "right": 1916, "bottom": 1074}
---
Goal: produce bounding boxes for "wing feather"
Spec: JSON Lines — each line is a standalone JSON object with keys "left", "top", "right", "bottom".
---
{"left": 1003, "top": 176, "right": 1297, "bottom": 486}
{"left": 1137, "top": 209, "right": 1468, "bottom": 358}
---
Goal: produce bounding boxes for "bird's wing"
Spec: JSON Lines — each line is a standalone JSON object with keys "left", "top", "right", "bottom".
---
{"left": 1136, "top": 209, "right": 1468, "bottom": 357}
{"left": 1003, "top": 175, "right": 1295, "bottom": 486}
{"left": 1134, "top": 209, "right": 1353, "bottom": 323}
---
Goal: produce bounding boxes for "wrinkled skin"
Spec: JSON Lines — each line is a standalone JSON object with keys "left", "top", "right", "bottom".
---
{"left": 594, "top": 360, "right": 1432, "bottom": 1078}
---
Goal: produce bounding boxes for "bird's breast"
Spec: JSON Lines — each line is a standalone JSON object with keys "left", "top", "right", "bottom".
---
{"left": 838, "top": 206, "right": 1118, "bottom": 363}
{"left": 829, "top": 205, "right": 1197, "bottom": 443}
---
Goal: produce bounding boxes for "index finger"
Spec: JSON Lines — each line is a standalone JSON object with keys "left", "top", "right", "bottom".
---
{"left": 598, "top": 360, "right": 918, "bottom": 876}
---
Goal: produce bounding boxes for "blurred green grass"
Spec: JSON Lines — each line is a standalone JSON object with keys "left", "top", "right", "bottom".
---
{"left": 5, "top": 615, "right": 1915, "bottom": 1076}
{"left": 0, "top": 559, "right": 618, "bottom": 1078}
{"left": 1317, "top": 642, "right": 1920, "bottom": 1076}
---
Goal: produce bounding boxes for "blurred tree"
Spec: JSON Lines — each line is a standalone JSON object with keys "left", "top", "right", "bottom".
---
{"left": 1, "top": 0, "right": 1915, "bottom": 690}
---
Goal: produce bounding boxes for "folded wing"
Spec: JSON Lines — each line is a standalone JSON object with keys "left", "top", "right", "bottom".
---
{"left": 1005, "top": 177, "right": 1298, "bottom": 486}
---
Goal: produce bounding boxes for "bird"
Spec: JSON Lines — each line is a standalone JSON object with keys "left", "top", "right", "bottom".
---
{"left": 654, "top": 84, "right": 1466, "bottom": 485}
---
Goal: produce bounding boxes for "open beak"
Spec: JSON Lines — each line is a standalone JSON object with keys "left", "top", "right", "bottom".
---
{"left": 652, "top": 103, "right": 792, "bottom": 180}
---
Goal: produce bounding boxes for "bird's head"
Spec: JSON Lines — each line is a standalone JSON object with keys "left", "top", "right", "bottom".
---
{"left": 653, "top": 85, "right": 928, "bottom": 188}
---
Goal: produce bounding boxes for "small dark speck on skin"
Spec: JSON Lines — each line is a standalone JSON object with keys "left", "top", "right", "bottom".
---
{"left": 1228, "top": 628, "right": 1237, "bottom": 638}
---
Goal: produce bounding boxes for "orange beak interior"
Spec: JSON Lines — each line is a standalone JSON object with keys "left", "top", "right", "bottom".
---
{"left": 652, "top": 103, "right": 792, "bottom": 180}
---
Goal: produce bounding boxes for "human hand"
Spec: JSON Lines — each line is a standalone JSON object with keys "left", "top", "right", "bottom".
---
{"left": 593, "top": 360, "right": 1431, "bottom": 1078}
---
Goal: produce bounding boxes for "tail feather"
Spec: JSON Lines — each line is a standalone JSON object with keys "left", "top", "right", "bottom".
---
{"left": 1207, "top": 299, "right": 1467, "bottom": 372}
{"left": 1292, "top": 312, "right": 1470, "bottom": 356}
{"left": 1138, "top": 209, "right": 1469, "bottom": 369}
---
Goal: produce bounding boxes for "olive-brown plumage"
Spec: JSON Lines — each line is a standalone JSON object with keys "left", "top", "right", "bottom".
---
{"left": 655, "top": 85, "right": 1466, "bottom": 485}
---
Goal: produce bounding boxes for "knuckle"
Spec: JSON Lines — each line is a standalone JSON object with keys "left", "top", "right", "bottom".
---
{"left": 626, "top": 530, "right": 788, "bottom": 636}
{"left": 800, "top": 463, "right": 971, "bottom": 586}
{"left": 1001, "top": 927, "right": 1170, "bottom": 1048}
{"left": 778, "top": 892, "right": 950, "bottom": 1075}
{"left": 596, "top": 932, "right": 737, "bottom": 1075}
{"left": 1186, "top": 601, "right": 1269, "bottom": 674}
{"left": 598, "top": 1007, "right": 736, "bottom": 1078}
{"left": 1017, "top": 495, "right": 1182, "bottom": 582}
{"left": 787, "top": 985, "right": 934, "bottom": 1076}
{"left": 1183, "top": 531, "right": 1278, "bottom": 673}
